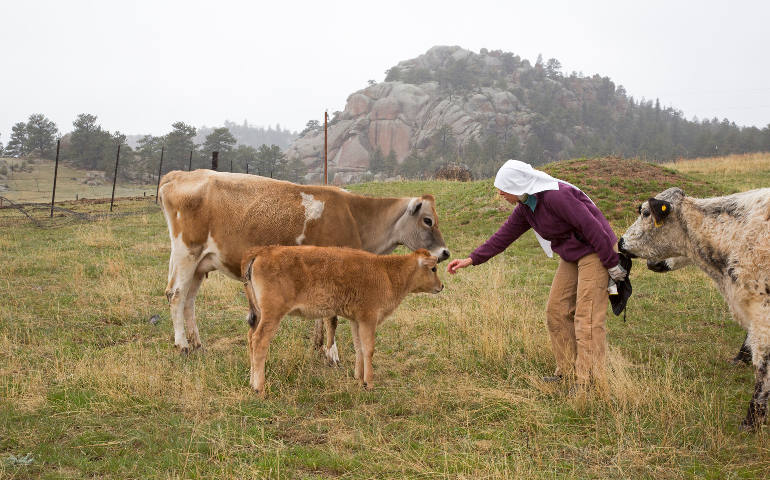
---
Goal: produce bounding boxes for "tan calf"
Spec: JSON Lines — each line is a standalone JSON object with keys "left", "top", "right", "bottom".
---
{"left": 241, "top": 246, "right": 444, "bottom": 394}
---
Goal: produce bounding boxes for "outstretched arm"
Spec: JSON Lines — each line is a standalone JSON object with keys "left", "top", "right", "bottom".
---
{"left": 467, "top": 207, "right": 531, "bottom": 267}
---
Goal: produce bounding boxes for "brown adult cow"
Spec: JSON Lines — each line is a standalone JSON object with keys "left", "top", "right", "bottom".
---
{"left": 158, "top": 169, "right": 450, "bottom": 356}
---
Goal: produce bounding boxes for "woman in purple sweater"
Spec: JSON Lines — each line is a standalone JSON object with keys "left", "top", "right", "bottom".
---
{"left": 447, "top": 160, "right": 626, "bottom": 389}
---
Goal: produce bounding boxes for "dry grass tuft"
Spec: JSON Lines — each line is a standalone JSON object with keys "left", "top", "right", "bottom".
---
{"left": 666, "top": 152, "right": 770, "bottom": 175}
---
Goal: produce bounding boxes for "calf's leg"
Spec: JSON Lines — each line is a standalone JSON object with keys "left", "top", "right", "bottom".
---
{"left": 357, "top": 319, "right": 377, "bottom": 389}
{"left": 313, "top": 318, "right": 324, "bottom": 349}
{"left": 247, "top": 309, "right": 261, "bottom": 387}
{"left": 248, "top": 308, "right": 284, "bottom": 396}
{"left": 350, "top": 320, "right": 363, "bottom": 381}
{"left": 323, "top": 316, "right": 340, "bottom": 366}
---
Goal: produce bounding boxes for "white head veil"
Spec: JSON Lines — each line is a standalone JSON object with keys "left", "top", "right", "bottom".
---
{"left": 493, "top": 159, "right": 560, "bottom": 196}
{"left": 493, "top": 159, "right": 592, "bottom": 258}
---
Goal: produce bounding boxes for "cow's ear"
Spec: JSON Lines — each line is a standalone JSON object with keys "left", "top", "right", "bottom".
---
{"left": 648, "top": 198, "right": 672, "bottom": 227}
{"left": 408, "top": 198, "right": 423, "bottom": 216}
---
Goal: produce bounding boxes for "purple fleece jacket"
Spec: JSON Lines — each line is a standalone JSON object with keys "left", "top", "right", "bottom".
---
{"left": 470, "top": 182, "right": 619, "bottom": 268}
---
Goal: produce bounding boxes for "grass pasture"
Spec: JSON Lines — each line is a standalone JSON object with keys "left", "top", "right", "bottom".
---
{"left": 665, "top": 152, "right": 770, "bottom": 192}
{"left": 0, "top": 157, "right": 156, "bottom": 204}
{"left": 1, "top": 157, "right": 769, "bottom": 478}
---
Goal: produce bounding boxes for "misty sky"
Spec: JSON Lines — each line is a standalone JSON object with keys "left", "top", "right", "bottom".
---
{"left": 1, "top": 0, "right": 768, "bottom": 140}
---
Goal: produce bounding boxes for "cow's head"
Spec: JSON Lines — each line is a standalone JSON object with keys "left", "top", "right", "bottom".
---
{"left": 410, "top": 249, "right": 444, "bottom": 294}
{"left": 619, "top": 187, "right": 687, "bottom": 260}
{"left": 396, "top": 195, "right": 450, "bottom": 262}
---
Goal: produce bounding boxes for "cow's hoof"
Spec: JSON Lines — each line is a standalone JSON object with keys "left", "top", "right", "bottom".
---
{"left": 728, "top": 357, "right": 749, "bottom": 367}
{"left": 324, "top": 343, "right": 340, "bottom": 367}
{"left": 177, "top": 345, "right": 190, "bottom": 355}
{"left": 739, "top": 421, "right": 757, "bottom": 432}
{"left": 253, "top": 388, "right": 266, "bottom": 398}
{"left": 362, "top": 381, "right": 373, "bottom": 390}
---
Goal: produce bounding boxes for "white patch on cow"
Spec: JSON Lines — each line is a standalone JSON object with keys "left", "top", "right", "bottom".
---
{"left": 324, "top": 341, "right": 340, "bottom": 365}
{"left": 199, "top": 233, "right": 238, "bottom": 280}
{"left": 176, "top": 211, "right": 180, "bottom": 220}
{"left": 296, "top": 192, "right": 324, "bottom": 245}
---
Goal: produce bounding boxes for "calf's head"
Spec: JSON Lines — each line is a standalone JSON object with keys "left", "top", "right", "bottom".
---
{"left": 396, "top": 195, "right": 450, "bottom": 262}
{"left": 619, "top": 187, "right": 686, "bottom": 261}
{"left": 410, "top": 249, "right": 444, "bottom": 294}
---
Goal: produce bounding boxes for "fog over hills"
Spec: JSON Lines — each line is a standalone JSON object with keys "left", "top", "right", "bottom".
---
{"left": 288, "top": 46, "right": 770, "bottom": 182}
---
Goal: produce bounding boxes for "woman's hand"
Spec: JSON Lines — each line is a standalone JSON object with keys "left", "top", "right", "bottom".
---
{"left": 447, "top": 257, "right": 473, "bottom": 274}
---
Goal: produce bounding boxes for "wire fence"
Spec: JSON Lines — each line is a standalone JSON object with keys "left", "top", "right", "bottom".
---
{"left": 0, "top": 195, "right": 160, "bottom": 229}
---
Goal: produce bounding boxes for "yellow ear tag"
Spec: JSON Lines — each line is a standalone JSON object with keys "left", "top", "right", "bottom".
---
{"left": 661, "top": 205, "right": 667, "bottom": 212}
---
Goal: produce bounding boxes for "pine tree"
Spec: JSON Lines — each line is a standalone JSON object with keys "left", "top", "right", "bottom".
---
{"left": 255, "top": 144, "right": 286, "bottom": 178}
{"left": 25, "top": 113, "right": 58, "bottom": 158}
{"left": 164, "top": 122, "right": 197, "bottom": 171}
{"left": 5, "top": 122, "right": 29, "bottom": 157}
{"left": 369, "top": 147, "right": 384, "bottom": 173}
{"left": 384, "top": 150, "right": 398, "bottom": 176}
{"left": 201, "top": 127, "right": 237, "bottom": 158}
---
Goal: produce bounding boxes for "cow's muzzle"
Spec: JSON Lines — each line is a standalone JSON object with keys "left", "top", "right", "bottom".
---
{"left": 617, "top": 238, "right": 638, "bottom": 259}
{"left": 437, "top": 248, "right": 450, "bottom": 262}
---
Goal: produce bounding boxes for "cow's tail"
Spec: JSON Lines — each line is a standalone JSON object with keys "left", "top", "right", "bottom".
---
{"left": 243, "top": 256, "right": 259, "bottom": 328}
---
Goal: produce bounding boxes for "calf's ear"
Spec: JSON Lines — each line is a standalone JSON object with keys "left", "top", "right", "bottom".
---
{"left": 648, "top": 198, "right": 672, "bottom": 228}
{"left": 417, "top": 252, "right": 437, "bottom": 267}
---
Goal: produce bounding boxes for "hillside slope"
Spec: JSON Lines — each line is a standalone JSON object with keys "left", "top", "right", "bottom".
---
{"left": 348, "top": 157, "right": 722, "bottom": 230}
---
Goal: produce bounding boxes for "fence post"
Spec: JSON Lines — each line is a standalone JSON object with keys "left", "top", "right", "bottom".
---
{"left": 50, "top": 139, "right": 61, "bottom": 218}
{"left": 188, "top": 150, "right": 193, "bottom": 171}
{"left": 109, "top": 144, "right": 121, "bottom": 212}
{"left": 230, "top": 158, "right": 233, "bottom": 173}
{"left": 246, "top": 162, "right": 249, "bottom": 175}
{"left": 212, "top": 151, "right": 218, "bottom": 171}
{"left": 155, "top": 146, "right": 164, "bottom": 204}
{"left": 324, "top": 111, "right": 328, "bottom": 185}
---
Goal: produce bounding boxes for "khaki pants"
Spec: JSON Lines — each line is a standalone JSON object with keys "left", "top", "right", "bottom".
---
{"left": 545, "top": 253, "right": 609, "bottom": 385}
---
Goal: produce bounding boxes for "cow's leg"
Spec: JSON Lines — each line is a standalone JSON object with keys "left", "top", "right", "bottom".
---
{"left": 357, "top": 319, "right": 377, "bottom": 390}
{"left": 182, "top": 271, "right": 205, "bottom": 350}
{"left": 349, "top": 320, "right": 363, "bottom": 381}
{"left": 323, "top": 316, "right": 340, "bottom": 367}
{"left": 165, "top": 248, "right": 200, "bottom": 353}
{"left": 730, "top": 333, "right": 752, "bottom": 366}
{"left": 248, "top": 308, "right": 283, "bottom": 396}
{"left": 741, "top": 338, "right": 770, "bottom": 431}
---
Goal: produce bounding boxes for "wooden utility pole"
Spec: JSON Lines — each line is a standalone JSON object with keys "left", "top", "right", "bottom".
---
{"left": 324, "top": 111, "right": 328, "bottom": 185}
{"left": 49, "top": 139, "right": 60, "bottom": 217}
{"left": 155, "top": 146, "right": 164, "bottom": 204}
{"left": 110, "top": 144, "right": 121, "bottom": 212}
{"left": 212, "top": 151, "right": 219, "bottom": 171}
{"left": 188, "top": 150, "right": 193, "bottom": 171}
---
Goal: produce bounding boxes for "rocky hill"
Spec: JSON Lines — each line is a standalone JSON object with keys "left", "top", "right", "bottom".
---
{"left": 288, "top": 46, "right": 769, "bottom": 184}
